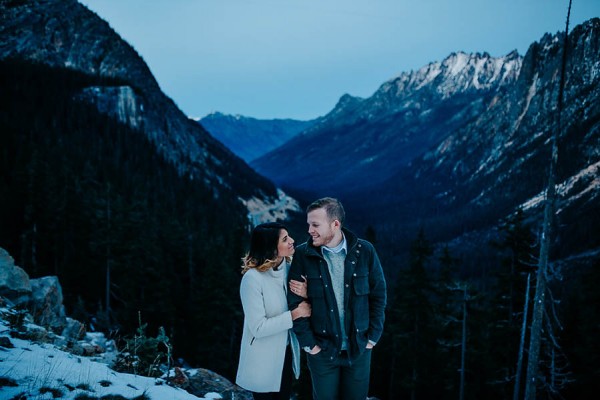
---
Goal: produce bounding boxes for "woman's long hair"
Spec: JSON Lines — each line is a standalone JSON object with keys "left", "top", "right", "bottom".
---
{"left": 242, "top": 222, "right": 289, "bottom": 274}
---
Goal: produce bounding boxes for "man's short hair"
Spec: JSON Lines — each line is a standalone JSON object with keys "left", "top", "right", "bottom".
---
{"left": 307, "top": 197, "right": 345, "bottom": 226}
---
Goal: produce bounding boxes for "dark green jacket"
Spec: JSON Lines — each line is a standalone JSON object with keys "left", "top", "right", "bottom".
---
{"left": 288, "top": 228, "right": 387, "bottom": 361}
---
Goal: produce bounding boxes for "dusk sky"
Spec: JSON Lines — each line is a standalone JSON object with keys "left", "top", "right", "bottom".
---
{"left": 80, "top": 0, "right": 599, "bottom": 120}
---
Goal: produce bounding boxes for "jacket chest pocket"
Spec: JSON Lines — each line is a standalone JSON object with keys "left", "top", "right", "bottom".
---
{"left": 352, "top": 270, "right": 370, "bottom": 296}
{"left": 352, "top": 271, "right": 370, "bottom": 330}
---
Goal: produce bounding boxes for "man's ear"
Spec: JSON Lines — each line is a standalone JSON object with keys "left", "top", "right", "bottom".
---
{"left": 332, "top": 219, "right": 341, "bottom": 230}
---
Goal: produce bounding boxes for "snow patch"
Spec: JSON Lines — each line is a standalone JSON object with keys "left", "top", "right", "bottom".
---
{"left": 0, "top": 318, "right": 208, "bottom": 400}
{"left": 514, "top": 73, "right": 538, "bottom": 133}
{"left": 521, "top": 161, "right": 600, "bottom": 211}
{"left": 242, "top": 189, "right": 301, "bottom": 226}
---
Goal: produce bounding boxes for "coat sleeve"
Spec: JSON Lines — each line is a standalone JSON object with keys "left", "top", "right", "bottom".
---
{"left": 367, "top": 244, "right": 387, "bottom": 343}
{"left": 287, "top": 251, "right": 317, "bottom": 349}
{"left": 240, "top": 272, "right": 293, "bottom": 339}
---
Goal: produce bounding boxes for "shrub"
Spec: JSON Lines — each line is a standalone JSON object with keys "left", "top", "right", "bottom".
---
{"left": 112, "top": 312, "right": 172, "bottom": 378}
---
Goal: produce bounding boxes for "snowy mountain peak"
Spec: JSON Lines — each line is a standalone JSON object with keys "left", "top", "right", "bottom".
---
{"left": 382, "top": 50, "right": 522, "bottom": 100}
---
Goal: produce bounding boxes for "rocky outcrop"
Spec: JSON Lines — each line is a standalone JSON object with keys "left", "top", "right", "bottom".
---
{"left": 0, "top": 247, "right": 68, "bottom": 336}
{"left": 181, "top": 367, "right": 253, "bottom": 400}
{"left": 0, "top": 248, "right": 32, "bottom": 307}
{"left": 29, "top": 276, "right": 67, "bottom": 333}
{"left": 76, "top": 86, "right": 143, "bottom": 130}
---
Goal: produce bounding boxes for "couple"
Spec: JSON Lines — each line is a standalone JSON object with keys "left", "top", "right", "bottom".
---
{"left": 236, "top": 197, "right": 387, "bottom": 400}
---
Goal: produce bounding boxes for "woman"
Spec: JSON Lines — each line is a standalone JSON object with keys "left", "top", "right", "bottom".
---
{"left": 236, "top": 222, "right": 310, "bottom": 400}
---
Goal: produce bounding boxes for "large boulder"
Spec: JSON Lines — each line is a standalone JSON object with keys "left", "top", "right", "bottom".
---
{"left": 182, "top": 368, "right": 252, "bottom": 400}
{"left": 0, "top": 247, "right": 32, "bottom": 307}
{"left": 30, "top": 276, "right": 67, "bottom": 333}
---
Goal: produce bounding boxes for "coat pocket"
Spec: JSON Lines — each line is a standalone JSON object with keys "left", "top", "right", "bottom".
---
{"left": 352, "top": 272, "right": 370, "bottom": 330}
{"left": 353, "top": 273, "right": 370, "bottom": 295}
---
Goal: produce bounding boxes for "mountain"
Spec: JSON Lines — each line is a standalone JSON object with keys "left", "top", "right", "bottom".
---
{"left": 198, "top": 112, "right": 317, "bottom": 162}
{"left": 251, "top": 50, "right": 522, "bottom": 194}
{"left": 252, "top": 19, "right": 600, "bottom": 269}
{"left": 0, "top": 0, "right": 295, "bottom": 380}
{"left": 359, "top": 19, "right": 600, "bottom": 257}
{"left": 0, "top": 0, "right": 298, "bottom": 216}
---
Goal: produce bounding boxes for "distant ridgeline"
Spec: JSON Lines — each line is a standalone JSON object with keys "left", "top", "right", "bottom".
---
{"left": 199, "top": 112, "right": 318, "bottom": 163}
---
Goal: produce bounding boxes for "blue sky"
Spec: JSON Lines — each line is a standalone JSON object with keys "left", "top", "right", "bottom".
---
{"left": 80, "top": 0, "right": 599, "bottom": 120}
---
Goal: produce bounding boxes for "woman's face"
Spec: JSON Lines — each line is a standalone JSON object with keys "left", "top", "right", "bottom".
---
{"left": 277, "top": 229, "right": 295, "bottom": 258}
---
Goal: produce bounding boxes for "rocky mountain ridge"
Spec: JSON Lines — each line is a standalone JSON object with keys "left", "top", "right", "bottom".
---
{"left": 0, "top": 0, "right": 296, "bottom": 217}
{"left": 253, "top": 18, "right": 600, "bottom": 267}
{"left": 251, "top": 50, "right": 523, "bottom": 192}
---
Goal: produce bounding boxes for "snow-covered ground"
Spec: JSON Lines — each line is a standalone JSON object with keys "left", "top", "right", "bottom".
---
{"left": 0, "top": 317, "right": 220, "bottom": 400}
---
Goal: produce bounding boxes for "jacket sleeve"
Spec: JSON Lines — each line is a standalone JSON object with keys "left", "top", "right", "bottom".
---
{"left": 240, "top": 271, "right": 293, "bottom": 339}
{"left": 367, "top": 244, "right": 387, "bottom": 343}
{"left": 287, "top": 251, "right": 317, "bottom": 349}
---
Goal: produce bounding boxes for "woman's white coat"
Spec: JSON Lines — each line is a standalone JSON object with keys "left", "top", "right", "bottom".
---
{"left": 236, "top": 260, "right": 300, "bottom": 393}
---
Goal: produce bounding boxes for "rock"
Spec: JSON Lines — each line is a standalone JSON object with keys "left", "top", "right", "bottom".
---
{"left": 0, "top": 336, "right": 14, "bottom": 348}
{"left": 0, "top": 247, "right": 32, "bottom": 307}
{"left": 30, "top": 276, "right": 67, "bottom": 333}
{"left": 170, "top": 367, "right": 189, "bottom": 386}
{"left": 178, "top": 368, "right": 253, "bottom": 400}
{"left": 75, "top": 86, "right": 143, "bottom": 130}
{"left": 61, "top": 317, "right": 86, "bottom": 342}
{"left": 11, "top": 323, "right": 55, "bottom": 344}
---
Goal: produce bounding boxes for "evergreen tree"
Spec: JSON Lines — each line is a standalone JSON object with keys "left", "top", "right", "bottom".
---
{"left": 386, "top": 228, "right": 439, "bottom": 399}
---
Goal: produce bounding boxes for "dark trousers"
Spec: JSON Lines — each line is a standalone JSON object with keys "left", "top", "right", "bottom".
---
{"left": 307, "top": 349, "right": 372, "bottom": 400}
{"left": 252, "top": 345, "right": 293, "bottom": 400}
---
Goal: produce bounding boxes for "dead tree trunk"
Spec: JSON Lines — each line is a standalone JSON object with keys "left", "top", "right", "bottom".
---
{"left": 514, "top": 273, "right": 531, "bottom": 400}
{"left": 105, "top": 183, "right": 112, "bottom": 323}
{"left": 459, "top": 285, "right": 467, "bottom": 400}
{"left": 524, "top": 1, "right": 571, "bottom": 399}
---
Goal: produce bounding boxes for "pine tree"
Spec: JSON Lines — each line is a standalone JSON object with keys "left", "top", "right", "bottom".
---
{"left": 386, "top": 228, "right": 439, "bottom": 399}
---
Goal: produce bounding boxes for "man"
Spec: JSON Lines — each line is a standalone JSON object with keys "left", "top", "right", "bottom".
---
{"left": 288, "top": 197, "right": 387, "bottom": 400}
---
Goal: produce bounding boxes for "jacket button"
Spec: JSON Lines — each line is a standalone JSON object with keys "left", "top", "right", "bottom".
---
{"left": 325, "top": 284, "right": 328, "bottom": 287}
{"left": 322, "top": 329, "right": 326, "bottom": 333}
{"left": 353, "top": 273, "right": 357, "bottom": 277}
{"left": 356, "top": 250, "right": 360, "bottom": 254}
{"left": 352, "top": 261, "right": 356, "bottom": 264}
{"left": 345, "top": 284, "right": 349, "bottom": 288}
{"left": 330, "top": 309, "right": 334, "bottom": 312}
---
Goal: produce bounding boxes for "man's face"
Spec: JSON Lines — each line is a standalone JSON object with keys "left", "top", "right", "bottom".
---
{"left": 307, "top": 208, "right": 337, "bottom": 247}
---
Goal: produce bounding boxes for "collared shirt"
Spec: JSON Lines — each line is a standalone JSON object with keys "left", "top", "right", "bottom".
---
{"left": 322, "top": 233, "right": 347, "bottom": 255}
{"left": 321, "top": 233, "right": 349, "bottom": 350}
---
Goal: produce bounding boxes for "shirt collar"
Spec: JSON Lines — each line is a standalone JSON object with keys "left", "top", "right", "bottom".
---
{"left": 322, "top": 233, "right": 347, "bottom": 255}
